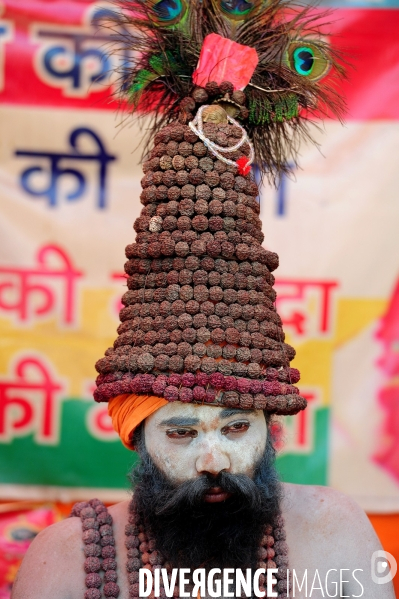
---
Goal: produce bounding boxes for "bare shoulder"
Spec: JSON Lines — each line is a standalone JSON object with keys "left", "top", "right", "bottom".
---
{"left": 12, "top": 515, "right": 84, "bottom": 599}
{"left": 282, "top": 482, "right": 378, "bottom": 547}
{"left": 281, "top": 483, "right": 395, "bottom": 599}
{"left": 12, "top": 500, "right": 131, "bottom": 599}
{"left": 282, "top": 482, "right": 370, "bottom": 525}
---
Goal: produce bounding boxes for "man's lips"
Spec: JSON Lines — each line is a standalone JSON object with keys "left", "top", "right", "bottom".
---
{"left": 203, "top": 486, "right": 232, "bottom": 503}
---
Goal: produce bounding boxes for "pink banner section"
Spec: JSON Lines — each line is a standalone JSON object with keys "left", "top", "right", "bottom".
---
{"left": 374, "top": 279, "right": 399, "bottom": 483}
{"left": 0, "top": 1, "right": 397, "bottom": 119}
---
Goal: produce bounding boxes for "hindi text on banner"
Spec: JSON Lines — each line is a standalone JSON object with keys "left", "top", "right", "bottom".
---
{"left": 15, "top": 127, "right": 116, "bottom": 209}
{"left": 0, "top": 354, "right": 65, "bottom": 444}
{"left": 0, "top": 244, "right": 83, "bottom": 326}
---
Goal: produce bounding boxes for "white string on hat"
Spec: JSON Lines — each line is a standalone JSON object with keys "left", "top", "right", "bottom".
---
{"left": 189, "top": 104, "right": 255, "bottom": 168}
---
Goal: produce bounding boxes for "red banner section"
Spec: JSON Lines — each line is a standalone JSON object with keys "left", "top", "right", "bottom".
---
{"left": 330, "top": 9, "right": 399, "bottom": 120}
{"left": 0, "top": 1, "right": 119, "bottom": 109}
{"left": 0, "top": 2, "right": 398, "bottom": 119}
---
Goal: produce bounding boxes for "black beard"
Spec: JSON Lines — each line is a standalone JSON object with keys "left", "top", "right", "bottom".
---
{"left": 129, "top": 423, "right": 282, "bottom": 570}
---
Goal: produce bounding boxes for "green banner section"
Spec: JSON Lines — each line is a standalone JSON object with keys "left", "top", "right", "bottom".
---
{"left": 1, "top": 399, "right": 135, "bottom": 489}
{"left": 276, "top": 408, "right": 329, "bottom": 486}
{"left": 0, "top": 399, "right": 328, "bottom": 492}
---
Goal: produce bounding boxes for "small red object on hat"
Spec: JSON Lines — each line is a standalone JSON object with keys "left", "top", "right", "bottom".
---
{"left": 193, "top": 33, "right": 258, "bottom": 90}
{"left": 236, "top": 157, "right": 251, "bottom": 176}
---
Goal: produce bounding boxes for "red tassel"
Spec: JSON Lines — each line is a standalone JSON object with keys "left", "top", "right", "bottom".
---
{"left": 236, "top": 157, "right": 251, "bottom": 176}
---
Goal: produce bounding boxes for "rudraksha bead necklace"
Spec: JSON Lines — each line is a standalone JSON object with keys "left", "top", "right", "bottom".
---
{"left": 125, "top": 499, "right": 289, "bottom": 599}
{"left": 71, "top": 499, "right": 120, "bottom": 599}
{"left": 72, "top": 496, "right": 289, "bottom": 598}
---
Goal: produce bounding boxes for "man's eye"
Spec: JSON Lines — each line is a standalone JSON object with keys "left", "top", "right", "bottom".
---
{"left": 166, "top": 429, "right": 197, "bottom": 439}
{"left": 222, "top": 422, "right": 250, "bottom": 435}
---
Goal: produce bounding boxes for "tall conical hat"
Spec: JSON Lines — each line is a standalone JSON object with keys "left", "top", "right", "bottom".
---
{"left": 93, "top": 0, "right": 345, "bottom": 431}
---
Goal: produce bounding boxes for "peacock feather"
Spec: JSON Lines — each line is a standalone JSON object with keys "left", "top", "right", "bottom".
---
{"left": 128, "top": 69, "right": 159, "bottom": 106}
{"left": 108, "top": 0, "right": 346, "bottom": 183}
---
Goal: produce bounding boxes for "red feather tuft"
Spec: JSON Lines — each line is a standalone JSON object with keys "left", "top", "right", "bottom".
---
{"left": 236, "top": 157, "right": 251, "bottom": 176}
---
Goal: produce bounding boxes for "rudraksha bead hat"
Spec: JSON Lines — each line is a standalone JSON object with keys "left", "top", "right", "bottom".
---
{"left": 94, "top": 0, "right": 345, "bottom": 448}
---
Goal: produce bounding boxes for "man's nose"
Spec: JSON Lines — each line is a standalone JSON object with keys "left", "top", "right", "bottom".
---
{"left": 195, "top": 440, "right": 231, "bottom": 477}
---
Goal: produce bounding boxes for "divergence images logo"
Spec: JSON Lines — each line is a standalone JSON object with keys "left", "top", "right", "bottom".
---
{"left": 371, "top": 550, "right": 397, "bottom": 585}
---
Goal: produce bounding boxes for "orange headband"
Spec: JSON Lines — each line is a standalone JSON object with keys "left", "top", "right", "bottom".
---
{"left": 108, "top": 394, "right": 168, "bottom": 450}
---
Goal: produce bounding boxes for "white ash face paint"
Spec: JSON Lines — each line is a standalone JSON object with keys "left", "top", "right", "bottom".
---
{"left": 144, "top": 402, "right": 267, "bottom": 484}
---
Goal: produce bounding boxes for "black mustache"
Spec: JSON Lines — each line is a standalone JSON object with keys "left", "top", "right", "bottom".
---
{"left": 155, "top": 471, "right": 263, "bottom": 516}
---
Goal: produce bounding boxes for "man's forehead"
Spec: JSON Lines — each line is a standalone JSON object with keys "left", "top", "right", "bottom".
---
{"left": 148, "top": 401, "right": 257, "bottom": 427}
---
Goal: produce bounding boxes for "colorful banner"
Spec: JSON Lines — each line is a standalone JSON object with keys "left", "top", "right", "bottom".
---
{"left": 0, "top": 0, "right": 399, "bottom": 512}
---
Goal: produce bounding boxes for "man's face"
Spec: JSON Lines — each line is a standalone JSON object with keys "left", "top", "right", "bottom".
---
{"left": 132, "top": 404, "right": 280, "bottom": 570}
{"left": 144, "top": 403, "right": 268, "bottom": 494}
